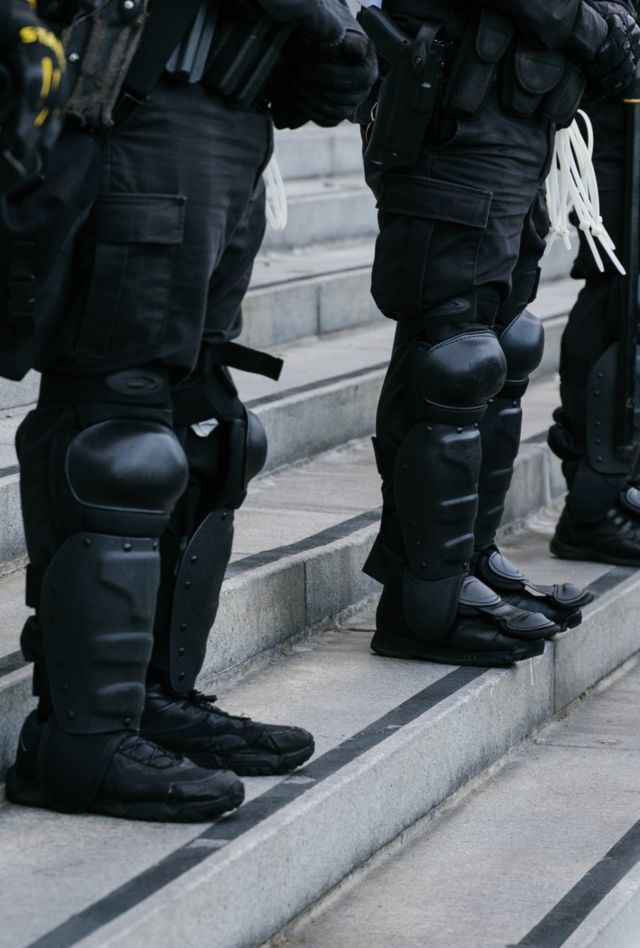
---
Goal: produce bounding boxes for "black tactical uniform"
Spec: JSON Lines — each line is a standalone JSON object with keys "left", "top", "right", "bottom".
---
{"left": 0, "top": 0, "right": 67, "bottom": 192}
{"left": 360, "top": 0, "right": 638, "bottom": 666}
{"left": 548, "top": 83, "right": 640, "bottom": 565}
{"left": 4, "top": 0, "right": 377, "bottom": 821}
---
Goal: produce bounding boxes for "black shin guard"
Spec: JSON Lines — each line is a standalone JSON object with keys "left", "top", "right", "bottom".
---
{"left": 17, "top": 370, "right": 188, "bottom": 811}
{"left": 151, "top": 360, "right": 268, "bottom": 695}
{"left": 154, "top": 509, "right": 235, "bottom": 695}
{"left": 550, "top": 344, "right": 640, "bottom": 523}
{"left": 475, "top": 393, "right": 523, "bottom": 550}
{"left": 476, "top": 309, "right": 544, "bottom": 549}
{"left": 368, "top": 318, "right": 508, "bottom": 642}
{"left": 38, "top": 534, "right": 159, "bottom": 808}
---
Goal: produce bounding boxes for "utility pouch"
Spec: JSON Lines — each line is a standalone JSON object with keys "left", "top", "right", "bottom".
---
{"left": 540, "top": 63, "right": 587, "bottom": 128}
{"left": 444, "top": 9, "right": 513, "bottom": 119}
{"left": 502, "top": 43, "right": 567, "bottom": 118}
{"left": 62, "top": 0, "right": 150, "bottom": 129}
{"left": 357, "top": 7, "right": 444, "bottom": 172}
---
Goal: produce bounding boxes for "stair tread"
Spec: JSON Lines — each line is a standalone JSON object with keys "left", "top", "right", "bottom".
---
{"left": 280, "top": 641, "right": 640, "bottom": 948}
{"left": 0, "top": 519, "right": 627, "bottom": 948}
{"left": 250, "top": 237, "right": 373, "bottom": 289}
{"left": 278, "top": 173, "right": 368, "bottom": 200}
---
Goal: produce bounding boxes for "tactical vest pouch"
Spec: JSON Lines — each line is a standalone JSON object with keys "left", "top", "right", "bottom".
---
{"left": 503, "top": 44, "right": 567, "bottom": 118}
{"left": 443, "top": 9, "right": 513, "bottom": 119}
{"left": 62, "top": 0, "right": 150, "bottom": 129}
{"left": 0, "top": 131, "right": 100, "bottom": 381}
{"left": 540, "top": 63, "right": 587, "bottom": 128}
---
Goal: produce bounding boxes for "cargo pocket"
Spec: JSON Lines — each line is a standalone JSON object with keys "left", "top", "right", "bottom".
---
{"left": 370, "top": 174, "right": 492, "bottom": 321}
{"left": 76, "top": 193, "right": 186, "bottom": 360}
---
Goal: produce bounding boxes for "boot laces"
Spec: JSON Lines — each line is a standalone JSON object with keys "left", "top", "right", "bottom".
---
{"left": 118, "top": 734, "right": 182, "bottom": 769}
{"left": 188, "top": 690, "right": 251, "bottom": 723}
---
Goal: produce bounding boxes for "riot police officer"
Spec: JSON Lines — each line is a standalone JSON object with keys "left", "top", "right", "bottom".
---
{"left": 359, "top": 0, "right": 638, "bottom": 667}
{"left": 4, "top": 0, "right": 377, "bottom": 821}
{"left": 0, "top": 0, "right": 66, "bottom": 192}
{"left": 548, "top": 51, "right": 640, "bottom": 566}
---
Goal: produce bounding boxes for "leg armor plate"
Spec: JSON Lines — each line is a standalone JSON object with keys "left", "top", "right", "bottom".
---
{"left": 152, "top": 363, "right": 268, "bottom": 695}
{"left": 394, "top": 326, "right": 507, "bottom": 641}
{"left": 21, "top": 402, "right": 188, "bottom": 810}
{"left": 475, "top": 308, "right": 544, "bottom": 549}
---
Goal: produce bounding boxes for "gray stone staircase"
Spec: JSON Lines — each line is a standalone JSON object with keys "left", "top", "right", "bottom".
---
{"left": 1, "top": 126, "right": 635, "bottom": 948}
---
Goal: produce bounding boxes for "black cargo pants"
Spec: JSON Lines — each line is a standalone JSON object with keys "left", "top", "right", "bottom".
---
{"left": 18, "top": 76, "right": 273, "bottom": 652}
{"left": 364, "top": 87, "right": 553, "bottom": 586}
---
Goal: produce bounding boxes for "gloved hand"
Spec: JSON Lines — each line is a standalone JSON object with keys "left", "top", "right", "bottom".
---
{"left": 0, "top": 0, "right": 67, "bottom": 190}
{"left": 271, "top": 27, "right": 378, "bottom": 130}
{"left": 581, "top": 2, "right": 640, "bottom": 97}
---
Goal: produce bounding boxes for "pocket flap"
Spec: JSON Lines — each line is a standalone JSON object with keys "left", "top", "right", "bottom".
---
{"left": 92, "top": 193, "right": 187, "bottom": 245}
{"left": 475, "top": 9, "right": 514, "bottom": 63}
{"left": 515, "top": 46, "right": 566, "bottom": 96}
{"left": 377, "top": 174, "right": 492, "bottom": 230}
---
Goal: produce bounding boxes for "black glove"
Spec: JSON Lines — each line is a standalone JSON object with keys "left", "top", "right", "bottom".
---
{"left": 581, "top": 3, "right": 640, "bottom": 98}
{"left": 271, "top": 27, "right": 378, "bottom": 130}
{"left": 0, "top": 0, "right": 67, "bottom": 190}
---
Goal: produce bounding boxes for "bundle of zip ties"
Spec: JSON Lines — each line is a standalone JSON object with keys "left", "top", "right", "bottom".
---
{"left": 264, "top": 154, "right": 288, "bottom": 232}
{"left": 545, "top": 109, "right": 625, "bottom": 275}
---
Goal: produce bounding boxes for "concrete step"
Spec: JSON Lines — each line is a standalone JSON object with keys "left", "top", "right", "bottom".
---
{"left": 275, "top": 648, "right": 640, "bottom": 948}
{"left": 273, "top": 125, "right": 364, "bottom": 181}
{"left": 1, "top": 520, "right": 639, "bottom": 948}
{"left": 262, "top": 173, "right": 377, "bottom": 252}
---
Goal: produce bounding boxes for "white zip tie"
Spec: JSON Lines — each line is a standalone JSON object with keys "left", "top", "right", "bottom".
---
{"left": 263, "top": 153, "right": 288, "bottom": 232}
{"left": 544, "top": 110, "right": 625, "bottom": 275}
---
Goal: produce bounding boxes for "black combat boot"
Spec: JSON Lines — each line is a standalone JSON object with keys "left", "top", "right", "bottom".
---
{"left": 7, "top": 711, "right": 244, "bottom": 822}
{"left": 551, "top": 487, "right": 640, "bottom": 566}
{"left": 474, "top": 545, "right": 593, "bottom": 630}
{"left": 371, "top": 576, "right": 551, "bottom": 668}
{"left": 141, "top": 685, "right": 315, "bottom": 777}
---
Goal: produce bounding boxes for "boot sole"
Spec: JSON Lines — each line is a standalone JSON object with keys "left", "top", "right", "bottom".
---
{"left": 550, "top": 538, "right": 640, "bottom": 568}
{"left": 188, "top": 741, "right": 316, "bottom": 778}
{"left": 5, "top": 767, "right": 244, "bottom": 823}
{"left": 371, "top": 634, "right": 545, "bottom": 668}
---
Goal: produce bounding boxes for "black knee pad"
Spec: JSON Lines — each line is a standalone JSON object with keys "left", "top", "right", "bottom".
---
{"left": 407, "top": 328, "right": 507, "bottom": 424}
{"left": 64, "top": 418, "right": 188, "bottom": 536}
{"left": 497, "top": 309, "right": 544, "bottom": 398}
{"left": 187, "top": 409, "right": 267, "bottom": 512}
{"left": 222, "top": 410, "right": 267, "bottom": 509}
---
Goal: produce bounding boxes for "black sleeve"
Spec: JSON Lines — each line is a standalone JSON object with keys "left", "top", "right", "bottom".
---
{"left": 480, "top": 0, "right": 609, "bottom": 57}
